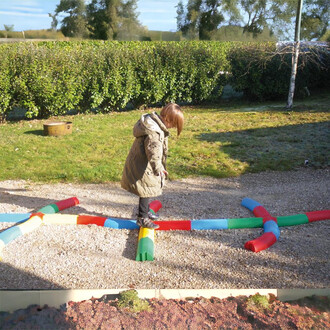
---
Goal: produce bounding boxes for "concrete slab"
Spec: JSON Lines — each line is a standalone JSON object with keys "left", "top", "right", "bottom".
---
{"left": 0, "top": 291, "right": 41, "bottom": 312}
{"left": 278, "top": 288, "right": 330, "bottom": 301}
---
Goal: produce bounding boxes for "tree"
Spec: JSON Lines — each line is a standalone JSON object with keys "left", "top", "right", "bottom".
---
{"left": 177, "top": 0, "right": 229, "bottom": 40}
{"left": 86, "top": 0, "right": 120, "bottom": 40}
{"left": 117, "top": 0, "right": 144, "bottom": 40}
{"left": 301, "top": 0, "right": 329, "bottom": 40}
{"left": 48, "top": 13, "right": 58, "bottom": 31}
{"left": 238, "top": 0, "right": 297, "bottom": 37}
{"left": 3, "top": 24, "right": 14, "bottom": 38}
{"left": 4, "top": 24, "right": 14, "bottom": 32}
{"left": 177, "top": 0, "right": 297, "bottom": 40}
{"left": 55, "top": 0, "right": 89, "bottom": 38}
{"left": 87, "top": 0, "right": 141, "bottom": 40}
{"left": 286, "top": 0, "right": 303, "bottom": 109}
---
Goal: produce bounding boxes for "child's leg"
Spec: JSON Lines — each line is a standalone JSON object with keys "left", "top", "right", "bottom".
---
{"left": 137, "top": 197, "right": 159, "bottom": 229}
{"left": 138, "top": 197, "right": 150, "bottom": 218}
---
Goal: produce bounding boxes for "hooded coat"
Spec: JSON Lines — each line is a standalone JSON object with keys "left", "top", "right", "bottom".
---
{"left": 121, "top": 112, "right": 169, "bottom": 198}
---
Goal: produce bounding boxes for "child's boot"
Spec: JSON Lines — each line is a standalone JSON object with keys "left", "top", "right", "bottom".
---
{"left": 136, "top": 217, "right": 159, "bottom": 229}
{"left": 148, "top": 210, "right": 159, "bottom": 220}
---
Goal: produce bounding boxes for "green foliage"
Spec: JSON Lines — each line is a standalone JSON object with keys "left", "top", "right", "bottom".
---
{"left": 8, "top": 42, "right": 85, "bottom": 118}
{"left": 320, "top": 30, "right": 330, "bottom": 42}
{"left": 0, "top": 40, "right": 329, "bottom": 118}
{"left": 301, "top": 0, "right": 329, "bottom": 41}
{"left": 228, "top": 42, "right": 330, "bottom": 101}
{"left": 0, "top": 41, "right": 231, "bottom": 118}
{"left": 3, "top": 24, "right": 14, "bottom": 32}
{"left": 177, "top": 0, "right": 296, "bottom": 40}
{"left": 117, "top": 290, "right": 150, "bottom": 312}
{"left": 65, "top": 0, "right": 142, "bottom": 40}
{"left": 0, "top": 44, "right": 12, "bottom": 115}
{"left": 177, "top": 0, "right": 328, "bottom": 41}
{"left": 55, "top": 0, "right": 89, "bottom": 38}
{"left": 177, "top": 0, "right": 227, "bottom": 40}
{"left": 247, "top": 294, "right": 270, "bottom": 311}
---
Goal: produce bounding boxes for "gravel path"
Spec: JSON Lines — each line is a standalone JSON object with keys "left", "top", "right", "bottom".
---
{"left": 0, "top": 168, "right": 329, "bottom": 290}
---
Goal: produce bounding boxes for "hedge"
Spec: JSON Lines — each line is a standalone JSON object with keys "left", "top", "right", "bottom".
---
{"left": 228, "top": 42, "right": 330, "bottom": 100}
{"left": 0, "top": 41, "right": 328, "bottom": 118}
{"left": 0, "top": 41, "right": 231, "bottom": 118}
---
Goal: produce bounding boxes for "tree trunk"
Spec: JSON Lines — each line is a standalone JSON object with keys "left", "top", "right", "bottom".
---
{"left": 286, "top": 0, "right": 303, "bottom": 110}
{"left": 286, "top": 41, "right": 300, "bottom": 109}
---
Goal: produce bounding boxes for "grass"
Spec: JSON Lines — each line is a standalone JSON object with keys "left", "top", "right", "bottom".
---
{"left": 0, "top": 95, "right": 329, "bottom": 183}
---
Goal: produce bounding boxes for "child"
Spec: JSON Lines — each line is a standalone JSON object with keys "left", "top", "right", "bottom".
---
{"left": 121, "top": 103, "right": 184, "bottom": 229}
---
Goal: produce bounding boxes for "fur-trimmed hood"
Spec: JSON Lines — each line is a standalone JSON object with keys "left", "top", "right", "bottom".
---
{"left": 133, "top": 112, "right": 169, "bottom": 138}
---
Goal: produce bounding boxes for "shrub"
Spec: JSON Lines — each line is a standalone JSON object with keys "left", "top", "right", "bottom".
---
{"left": 0, "top": 41, "right": 231, "bottom": 118}
{"left": 117, "top": 290, "right": 150, "bottom": 313}
{"left": 9, "top": 42, "right": 86, "bottom": 118}
{"left": 0, "top": 44, "right": 12, "bottom": 117}
{"left": 246, "top": 293, "right": 270, "bottom": 311}
{"left": 1, "top": 40, "right": 327, "bottom": 118}
{"left": 228, "top": 42, "right": 330, "bottom": 101}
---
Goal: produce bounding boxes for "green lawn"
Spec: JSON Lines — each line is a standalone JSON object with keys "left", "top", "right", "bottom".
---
{"left": 0, "top": 96, "right": 329, "bottom": 183}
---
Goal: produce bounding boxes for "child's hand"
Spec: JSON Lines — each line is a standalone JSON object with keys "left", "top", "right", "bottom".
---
{"left": 159, "top": 170, "right": 168, "bottom": 178}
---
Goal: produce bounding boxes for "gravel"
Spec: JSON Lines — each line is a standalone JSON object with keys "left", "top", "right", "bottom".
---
{"left": 0, "top": 168, "right": 329, "bottom": 290}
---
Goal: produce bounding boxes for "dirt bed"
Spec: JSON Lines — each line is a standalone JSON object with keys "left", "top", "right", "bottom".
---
{"left": 1, "top": 294, "right": 329, "bottom": 329}
{"left": 0, "top": 168, "right": 329, "bottom": 290}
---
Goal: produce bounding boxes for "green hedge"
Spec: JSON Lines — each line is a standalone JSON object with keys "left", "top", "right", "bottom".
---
{"left": 0, "top": 41, "right": 230, "bottom": 118}
{"left": 228, "top": 42, "right": 330, "bottom": 100}
{"left": 0, "top": 45, "right": 11, "bottom": 115}
{"left": 0, "top": 41, "right": 328, "bottom": 118}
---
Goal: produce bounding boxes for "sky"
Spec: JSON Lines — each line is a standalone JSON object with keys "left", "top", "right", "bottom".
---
{"left": 0, "top": 0, "right": 186, "bottom": 32}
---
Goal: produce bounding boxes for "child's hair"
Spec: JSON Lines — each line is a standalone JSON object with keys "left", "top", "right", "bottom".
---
{"left": 160, "top": 103, "right": 184, "bottom": 136}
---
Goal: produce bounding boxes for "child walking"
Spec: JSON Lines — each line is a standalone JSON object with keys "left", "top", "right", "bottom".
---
{"left": 121, "top": 103, "right": 184, "bottom": 229}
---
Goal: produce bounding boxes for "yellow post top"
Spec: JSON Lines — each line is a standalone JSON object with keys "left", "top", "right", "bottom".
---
{"left": 138, "top": 227, "right": 155, "bottom": 240}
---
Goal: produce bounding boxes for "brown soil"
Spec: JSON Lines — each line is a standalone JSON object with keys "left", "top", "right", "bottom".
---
{"left": 1, "top": 294, "right": 329, "bottom": 329}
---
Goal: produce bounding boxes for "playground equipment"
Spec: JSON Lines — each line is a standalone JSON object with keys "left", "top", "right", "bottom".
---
{"left": 0, "top": 198, "right": 162, "bottom": 262}
{"left": 136, "top": 228, "right": 155, "bottom": 261}
{"left": 0, "top": 197, "right": 79, "bottom": 223}
{"left": 0, "top": 197, "right": 329, "bottom": 261}
{"left": 135, "top": 200, "right": 162, "bottom": 261}
{"left": 0, "top": 197, "right": 79, "bottom": 260}
{"left": 242, "top": 198, "right": 281, "bottom": 252}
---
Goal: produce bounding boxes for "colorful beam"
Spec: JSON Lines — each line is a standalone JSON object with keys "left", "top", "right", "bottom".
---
{"left": 38, "top": 197, "right": 79, "bottom": 214}
{"left": 136, "top": 227, "right": 155, "bottom": 261}
{"left": 0, "top": 214, "right": 31, "bottom": 223}
{"left": 0, "top": 197, "right": 79, "bottom": 260}
{"left": 0, "top": 197, "right": 80, "bottom": 223}
{"left": 1, "top": 198, "right": 329, "bottom": 260}
{"left": 242, "top": 198, "right": 280, "bottom": 252}
{"left": 2, "top": 211, "right": 329, "bottom": 230}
